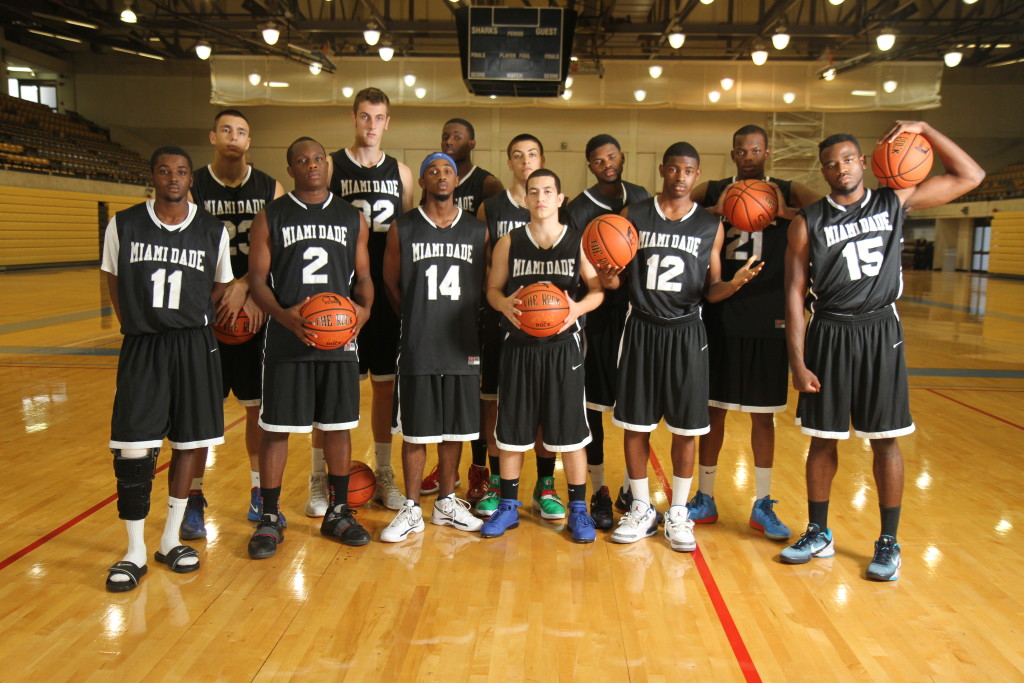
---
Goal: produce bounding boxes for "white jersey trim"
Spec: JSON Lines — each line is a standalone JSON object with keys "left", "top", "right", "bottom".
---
{"left": 344, "top": 147, "right": 386, "bottom": 169}
{"left": 416, "top": 205, "right": 464, "bottom": 230}
{"left": 169, "top": 436, "right": 226, "bottom": 449}
{"left": 145, "top": 200, "right": 198, "bottom": 232}
{"left": 525, "top": 223, "right": 569, "bottom": 250}
{"left": 826, "top": 188, "right": 872, "bottom": 212}
{"left": 653, "top": 196, "right": 699, "bottom": 222}
{"left": 205, "top": 163, "right": 252, "bottom": 188}
{"left": 457, "top": 166, "right": 478, "bottom": 187}
{"left": 287, "top": 192, "right": 334, "bottom": 210}
{"left": 708, "top": 400, "right": 787, "bottom": 414}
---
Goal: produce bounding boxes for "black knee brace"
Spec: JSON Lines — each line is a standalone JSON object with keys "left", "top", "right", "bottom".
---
{"left": 112, "top": 448, "right": 159, "bottom": 520}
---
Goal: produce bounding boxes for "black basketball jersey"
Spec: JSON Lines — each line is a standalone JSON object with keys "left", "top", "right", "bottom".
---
{"left": 625, "top": 197, "right": 720, "bottom": 320}
{"left": 503, "top": 224, "right": 583, "bottom": 343}
{"left": 191, "top": 165, "right": 277, "bottom": 278}
{"left": 264, "top": 192, "right": 362, "bottom": 362}
{"left": 482, "top": 190, "right": 530, "bottom": 245}
{"left": 453, "top": 166, "right": 496, "bottom": 215}
{"left": 396, "top": 207, "right": 487, "bottom": 374}
{"left": 802, "top": 187, "right": 906, "bottom": 315}
{"left": 108, "top": 202, "right": 226, "bottom": 335}
{"left": 702, "top": 176, "right": 793, "bottom": 338}
{"left": 565, "top": 181, "right": 650, "bottom": 232}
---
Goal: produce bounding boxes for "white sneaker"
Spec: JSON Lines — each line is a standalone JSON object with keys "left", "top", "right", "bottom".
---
{"left": 664, "top": 505, "right": 696, "bottom": 552}
{"left": 611, "top": 500, "right": 658, "bottom": 544}
{"left": 381, "top": 500, "right": 425, "bottom": 543}
{"left": 305, "top": 472, "right": 329, "bottom": 517}
{"left": 432, "top": 494, "right": 483, "bottom": 532}
{"left": 374, "top": 465, "right": 405, "bottom": 511}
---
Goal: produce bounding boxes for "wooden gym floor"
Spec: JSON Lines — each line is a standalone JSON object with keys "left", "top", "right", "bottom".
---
{"left": 0, "top": 267, "right": 1021, "bottom": 682}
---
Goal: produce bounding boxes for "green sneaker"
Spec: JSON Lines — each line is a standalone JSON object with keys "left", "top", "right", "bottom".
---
{"left": 475, "top": 475, "right": 501, "bottom": 518}
{"left": 532, "top": 476, "right": 566, "bottom": 520}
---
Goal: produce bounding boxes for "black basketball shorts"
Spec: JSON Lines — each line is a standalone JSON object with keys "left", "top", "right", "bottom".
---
{"left": 479, "top": 306, "right": 504, "bottom": 400}
{"left": 495, "top": 335, "right": 591, "bottom": 452}
{"left": 583, "top": 292, "right": 629, "bottom": 412}
{"left": 357, "top": 294, "right": 399, "bottom": 381}
{"left": 707, "top": 331, "right": 789, "bottom": 413}
{"left": 796, "top": 306, "right": 915, "bottom": 439}
{"left": 259, "top": 360, "right": 360, "bottom": 433}
{"left": 392, "top": 374, "right": 480, "bottom": 444}
{"left": 612, "top": 310, "right": 710, "bottom": 436}
{"left": 219, "top": 325, "right": 265, "bottom": 406}
{"left": 110, "top": 326, "right": 225, "bottom": 450}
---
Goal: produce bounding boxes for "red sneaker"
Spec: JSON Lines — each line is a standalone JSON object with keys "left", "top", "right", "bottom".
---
{"left": 466, "top": 464, "right": 490, "bottom": 504}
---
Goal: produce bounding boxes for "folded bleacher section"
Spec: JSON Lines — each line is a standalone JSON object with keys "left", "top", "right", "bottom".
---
{"left": 955, "top": 162, "right": 1024, "bottom": 203}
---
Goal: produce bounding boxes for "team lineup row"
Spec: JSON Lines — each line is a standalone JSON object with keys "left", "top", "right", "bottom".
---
{"left": 100, "top": 87, "right": 985, "bottom": 592}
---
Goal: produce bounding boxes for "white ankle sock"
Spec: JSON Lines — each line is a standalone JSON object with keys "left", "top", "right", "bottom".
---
{"left": 189, "top": 477, "right": 203, "bottom": 492}
{"left": 588, "top": 464, "right": 605, "bottom": 491}
{"left": 629, "top": 477, "right": 650, "bottom": 506}
{"left": 672, "top": 476, "right": 693, "bottom": 507}
{"left": 311, "top": 447, "right": 326, "bottom": 474}
{"left": 250, "top": 470, "right": 260, "bottom": 488}
{"left": 121, "top": 519, "right": 146, "bottom": 568}
{"left": 374, "top": 442, "right": 392, "bottom": 469}
{"left": 754, "top": 466, "right": 773, "bottom": 500}
{"left": 161, "top": 497, "right": 189, "bottom": 555}
{"left": 698, "top": 466, "right": 717, "bottom": 496}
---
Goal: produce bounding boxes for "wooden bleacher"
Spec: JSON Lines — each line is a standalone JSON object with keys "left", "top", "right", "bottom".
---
{"left": 955, "top": 162, "right": 1024, "bottom": 203}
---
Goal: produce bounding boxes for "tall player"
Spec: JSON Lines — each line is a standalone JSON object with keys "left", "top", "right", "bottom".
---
{"left": 328, "top": 87, "right": 415, "bottom": 511}
{"left": 565, "top": 133, "right": 650, "bottom": 529}
{"left": 480, "top": 168, "right": 605, "bottom": 543}
{"left": 782, "top": 123, "right": 983, "bottom": 580}
{"left": 102, "top": 146, "right": 232, "bottom": 591}
{"left": 246, "top": 137, "right": 374, "bottom": 559}
{"left": 381, "top": 153, "right": 487, "bottom": 541}
{"left": 604, "top": 143, "right": 761, "bottom": 552}
{"left": 183, "top": 109, "right": 286, "bottom": 541}
{"left": 687, "top": 124, "right": 819, "bottom": 540}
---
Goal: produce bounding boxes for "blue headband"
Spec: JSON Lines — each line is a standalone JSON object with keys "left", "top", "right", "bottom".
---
{"left": 420, "top": 152, "right": 457, "bottom": 178}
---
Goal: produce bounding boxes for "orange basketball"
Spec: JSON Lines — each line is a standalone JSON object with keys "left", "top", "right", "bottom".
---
{"left": 722, "top": 179, "right": 779, "bottom": 233}
{"left": 299, "top": 293, "right": 357, "bottom": 351}
{"left": 872, "top": 133, "right": 933, "bottom": 189}
{"left": 515, "top": 282, "right": 570, "bottom": 338}
{"left": 347, "top": 460, "right": 376, "bottom": 507}
{"left": 582, "top": 214, "right": 639, "bottom": 269}
{"left": 213, "top": 308, "right": 256, "bottom": 345}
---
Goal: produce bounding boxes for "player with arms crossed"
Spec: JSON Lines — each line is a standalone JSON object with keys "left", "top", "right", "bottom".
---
{"left": 102, "top": 146, "right": 232, "bottom": 591}
{"left": 247, "top": 137, "right": 374, "bottom": 558}
{"left": 782, "top": 123, "right": 983, "bottom": 580}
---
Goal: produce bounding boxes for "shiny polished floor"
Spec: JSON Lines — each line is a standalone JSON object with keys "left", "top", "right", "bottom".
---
{"left": 0, "top": 268, "right": 1022, "bottom": 681}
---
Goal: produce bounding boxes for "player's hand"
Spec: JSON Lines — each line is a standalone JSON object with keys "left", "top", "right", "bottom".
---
{"left": 558, "top": 291, "right": 583, "bottom": 334}
{"left": 792, "top": 366, "right": 821, "bottom": 393}
{"left": 766, "top": 181, "right": 797, "bottom": 220}
{"left": 709, "top": 187, "right": 728, "bottom": 217}
{"left": 215, "top": 278, "right": 248, "bottom": 325}
{"left": 280, "top": 297, "right": 317, "bottom": 346}
{"left": 498, "top": 286, "right": 523, "bottom": 329}
{"left": 241, "top": 296, "right": 267, "bottom": 331}
{"left": 351, "top": 298, "right": 370, "bottom": 337}
{"left": 879, "top": 120, "right": 929, "bottom": 145}
{"left": 595, "top": 263, "right": 624, "bottom": 288}
{"left": 730, "top": 256, "right": 764, "bottom": 290}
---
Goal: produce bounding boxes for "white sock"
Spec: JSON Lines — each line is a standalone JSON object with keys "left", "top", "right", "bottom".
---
{"left": 250, "top": 470, "right": 260, "bottom": 488}
{"left": 189, "top": 477, "right": 203, "bottom": 492}
{"left": 588, "top": 464, "right": 605, "bottom": 491}
{"left": 699, "top": 466, "right": 717, "bottom": 496}
{"left": 629, "top": 477, "right": 650, "bottom": 506}
{"left": 159, "top": 498, "right": 197, "bottom": 569}
{"left": 115, "top": 519, "right": 147, "bottom": 575}
{"left": 672, "top": 476, "right": 693, "bottom": 508}
{"left": 311, "top": 447, "right": 326, "bottom": 474}
{"left": 622, "top": 471, "right": 630, "bottom": 492}
{"left": 374, "top": 442, "right": 392, "bottom": 469}
{"left": 754, "top": 466, "right": 773, "bottom": 500}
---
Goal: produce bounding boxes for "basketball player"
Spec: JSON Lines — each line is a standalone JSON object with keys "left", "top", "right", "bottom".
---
{"left": 604, "top": 142, "right": 762, "bottom": 552}
{"left": 182, "top": 109, "right": 287, "bottom": 541}
{"left": 480, "top": 168, "right": 605, "bottom": 543}
{"left": 565, "top": 133, "right": 651, "bottom": 529}
{"left": 380, "top": 153, "right": 488, "bottom": 541}
{"left": 475, "top": 135, "right": 566, "bottom": 522}
{"left": 686, "top": 124, "right": 819, "bottom": 541}
{"left": 328, "top": 87, "right": 414, "bottom": 511}
{"left": 782, "top": 122, "right": 983, "bottom": 580}
{"left": 419, "top": 118, "right": 503, "bottom": 503}
{"left": 102, "top": 146, "right": 232, "bottom": 591}
{"left": 246, "top": 137, "right": 374, "bottom": 558}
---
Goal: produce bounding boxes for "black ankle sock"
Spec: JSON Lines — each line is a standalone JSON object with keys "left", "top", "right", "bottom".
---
{"left": 500, "top": 477, "right": 520, "bottom": 500}
{"left": 586, "top": 410, "right": 604, "bottom": 466}
{"left": 880, "top": 505, "right": 901, "bottom": 539}
{"left": 536, "top": 454, "right": 555, "bottom": 478}
{"left": 808, "top": 499, "right": 830, "bottom": 530}
{"left": 261, "top": 486, "right": 281, "bottom": 518}
{"left": 489, "top": 455, "right": 500, "bottom": 474}
{"left": 470, "top": 438, "right": 488, "bottom": 467}
{"left": 567, "top": 482, "right": 587, "bottom": 503}
{"left": 328, "top": 474, "right": 350, "bottom": 507}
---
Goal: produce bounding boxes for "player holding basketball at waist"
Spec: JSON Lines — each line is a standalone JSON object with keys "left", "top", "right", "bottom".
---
{"left": 481, "top": 168, "right": 605, "bottom": 543}
{"left": 599, "top": 142, "right": 761, "bottom": 553}
{"left": 687, "top": 124, "right": 819, "bottom": 541}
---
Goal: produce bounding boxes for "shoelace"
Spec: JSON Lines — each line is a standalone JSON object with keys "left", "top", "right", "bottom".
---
{"left": 571, "top": 509, "right": 594, "bottom": 529}
{"left": 793, "top": 525, "right": 821, "bottom": 548}
{"left": 442, "top": 497, "right": 473, "bottom": 514}
{"left": 873, "top": 540, "right": 894, "bottom": 563}
{"left": 760, "top": 498, "right": 782, "bottom": 522}
{"left": 621, "top": 507, "right": 652, "bottom": 528}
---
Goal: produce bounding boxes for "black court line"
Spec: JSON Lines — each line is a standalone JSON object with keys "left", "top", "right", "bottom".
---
{"left": 0, "top": 307, "right": 114, "bottom": 335}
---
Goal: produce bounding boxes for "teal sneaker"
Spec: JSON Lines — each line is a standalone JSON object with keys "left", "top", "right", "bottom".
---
{"left": 780, "top": 524, "right": 834, "bottom": 564}
{"left": 685, "top": 491, "right": 719, "bottom": 524}
{"left": 866, "top": 535, "right": 901, "bottom": 581}
{"left": 749, "top": 496, "right": 791, "bottom": 540}
{"left": 532, "top": 476, "right": 566, "bottom": 520}
{"left": 475, "top": 475, "right": 501, "bottom": 518}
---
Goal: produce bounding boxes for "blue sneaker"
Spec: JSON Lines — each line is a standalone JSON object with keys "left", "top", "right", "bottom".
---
{"left": 480, "top": 499, "right": 522, "bottom": 538}
{"left": 247, "top": 489, "right": 288, "bottom": 527}
{"left": 749, "top": 496, "right": 791, "bottom": 541}
{"left": 780, "top": 523, "right": 834, "bottom": 564}
{"left": 567, "top": 500, "right": 596, "bottom": 544}
{"left": 685, "top": 491, "right": 719, "bottom": 524}
{"left": 866, "top": 535, "right": 901, "bottom": 581}
{"left": 179, "top": 494, "right": 207, "bottom": 540}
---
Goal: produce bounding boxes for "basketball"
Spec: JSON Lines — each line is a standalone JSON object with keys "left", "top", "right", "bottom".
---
{"left": 722, "top": 179, "right": 779, "bottom": 233}
{"left": 348, "top": 460, "right": 376, "bottom": 507}
{"left": 515, "top": 282, "right": 571, "bottom": 338}
{"left": 872, "top": 133, "right": 933, "bottom": 189}
{"left": 299, "top": 293, "right": 358, "bottom": 350}
{"left": 213, "top": 308, "right": 256, "bottom": 345}
{"left": 582, "top": 214, "right": 639, "bottom": 269}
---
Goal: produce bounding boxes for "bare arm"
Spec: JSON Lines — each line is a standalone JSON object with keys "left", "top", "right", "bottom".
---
{"left": 398, "top": 162, "right": 416, "bottom": 212}
{"left": 482, "top": 173, "right": 505, "bottom": 201}
{"left": 247, "top": 209, "right": 317, "bottom": 345}
{"left": 350, "top": 213, "right": 374, "bottom": 335}
{"left": 560, "top": 249, "right": 605, "bottom": 333}
{"left": 882, "top": 121, "right": 986, "bottom": 211}
{"left": 485, "top": 235, "right": 522, "bottom": 328}
{"left": 106, "top": 273, "right": 122, "bottom": 325}
{"left": 382, "top": 220, "right": 402, "bottom": 315}
{"left": 704, "top": 222, "right": 763, "bottom": 302}
{"left": 784, "top": 214, "right": 820, "bottom": 393}
{"left": 273, "top": 181, "right": 286, "bottom": 199}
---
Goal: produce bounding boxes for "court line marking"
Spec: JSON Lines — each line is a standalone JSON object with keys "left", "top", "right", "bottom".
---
{"left": 926, "top": 389, "right": 1024, "bottom": 432}
{"left": 900, "top": 296, "right": 1024, "bottom": 323}
{"left": 0, "top": 307, "right": 114, "bottom": 335}
{"left": 0, "top": 415, "right": 246, "bottom": 572}
{"left": 648, "top": 447, "right": 762, "bottom": 683}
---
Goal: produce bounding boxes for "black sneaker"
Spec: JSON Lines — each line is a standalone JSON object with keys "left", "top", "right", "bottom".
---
{"left": 590, "top": 486, "right": 614, "bottom": 530}
{"left": 614, "top": 486, "right": 633, "bottom": 512}
{"left": 321, "top": 504, "right": 371, "bottom": 546}
{"left": 248, "top": 514, "right": 284, "bottom": 559}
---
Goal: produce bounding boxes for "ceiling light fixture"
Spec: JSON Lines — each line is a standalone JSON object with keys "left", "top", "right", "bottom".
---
{"left": 404, "top": 74, "right": 417, "bottom": 87}
{"left": 415, "top": 87, "right": 427, "bottom": 99}
{"left": 828, "top": 0, "right": 845, "bottom": 5}
{"left": 262, "top": 23, "right": 280, "bottom": 46}
{"left": 342, "top": 86, "right": 354, "bottom": 97}
{"left": 565, "top": 76, "right": 574, "bottom": 88}
{"left": 111, "top": 46, "right": 163, "bottom": 60}
{"left": 248, "top": 72, "right": 262, "bottom": 86}
{"left": 783, "top": 92, "right": 796, "bottom": 104}
{"left": 823, "top": 68, "right": 837, "bottom": 81}
{"left": 883, "top": 79, "right": 898, "bottom": 93}
{"left": 267, "top": 81, "right": 289, "bottom": 88}
{"left": 700, "top": 0, "right": 714, "bottom": 4}
{"left": 309, "top": 61, "right": 322, "bottom": 76}
{"left": 634, "top": 89, "right": 647, "bottom": 102}
{"left": 962, "top": 0, "right": 978, "bottom": 4}
{"left": 194, "top": 41, "right": 212, "bottom": 60}
{"left": 668, "top": 32, "right": 685, "bottom": 49}
{"left": 851, "top": 90, "right": 877, "bottom": 96}
{"left": 751, "top": 48, "right": 769, "bottom": 66}
{"left": 379, "top": 45, "right": 394, "bottom": 62}
{"left": 720, "top": 77, "right": 734, "bottom": 91}
{"left": 27, "top": 29, "right": 82, "bottom": 43}
{"left": 876, "top": 28, "right": 896, "bottom": 52}
{"left": 772, "top": 28, "right": 790, "bottom": 51}
{"left": 363, "top": 25, "right": 381, "bottom": 46}
{"left": 708, "top": 90, "right": 721, "bottom": 103}
{"left": 944, "top": 50, "right": 963, "bottom": 67}
{"left": 648, "top": 64, "right": 663, "bottom": 79}
{"left": 120, "top": 3, "right": 137, "bottom": 24}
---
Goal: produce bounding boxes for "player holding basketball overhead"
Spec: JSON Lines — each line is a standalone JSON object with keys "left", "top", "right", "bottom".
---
{"left": 182, "top": 109, "right": 286, "bottom": 540}
{"left": 246, "top": 137, "right": 374, "bottom": 558}
{"left": 481, "top": 168, "right": 605, "bottom": 543}
{"left": 603, "top": 142, "right": 762, "bottom": 552}
{"left": 328, "top": 87, "right": 415, "bottom": 512}
{"left": 782, "top": 123, "right": 983, "bottom": 580}
{"left": 380, "top": 153, "right": 488, "bottom": 541}
{"left": 565, "top": 133, "right": 651, "bottom": 530}
{"left": 686, "top": 124, "right": 819, "bottom": 541}
{"left": 102, "top": 146, "right": 232, "bottom": 591}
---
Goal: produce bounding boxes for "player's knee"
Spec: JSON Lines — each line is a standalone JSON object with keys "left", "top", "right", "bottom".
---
{"left": 111, "top": 447, "right": 159, "bottom": 520}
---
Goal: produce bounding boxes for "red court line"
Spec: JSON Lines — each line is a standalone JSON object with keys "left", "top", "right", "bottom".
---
{"left": 0, "top": 415, "right": 246, "bottom": 572}
{"left": 648, "top": 448, "right": 762, "bottom": 683}
{"left": 927, "top": 388, "right": 1024, "bottom": 432}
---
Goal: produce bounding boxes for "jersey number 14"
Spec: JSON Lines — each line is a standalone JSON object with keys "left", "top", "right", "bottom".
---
{"left": 425, "top": 264, "right": 461, "bottom": 300}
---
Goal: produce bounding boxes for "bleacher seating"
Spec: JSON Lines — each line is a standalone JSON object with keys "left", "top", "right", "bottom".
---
{"left": 0, "top": 93, "right": 149, "bottom": 185}
{"left": 956, "top": 162, "right": 1024, "bottom": 203}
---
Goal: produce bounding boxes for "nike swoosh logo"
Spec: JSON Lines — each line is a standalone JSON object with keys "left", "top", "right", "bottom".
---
{"left": 701, "top": 344, "right": 708, "bottom": 351}
{"left": 249, "top": 503, "right": 259, "bottom": 514}
{"left": 893, "top": 341, "right": 903, "bottom": 348}
{"left": 572, "top": 363, "right": 583, "bottom": 371}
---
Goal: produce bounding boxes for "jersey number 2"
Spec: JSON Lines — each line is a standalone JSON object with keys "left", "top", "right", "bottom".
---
{"left": 425, "top": 264, "right": 461, "bottom": 300}
{"left": 302, "top": 247, "right": 329, "bottom": 284}
{"left": 150, "top": 269, "right": 182, "bottom": 309}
